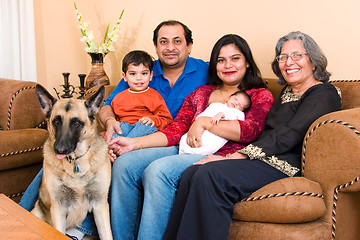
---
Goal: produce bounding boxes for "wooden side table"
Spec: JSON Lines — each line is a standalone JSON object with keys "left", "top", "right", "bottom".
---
{"left": 0, "top": 193, "right": 69, "bottom": 239}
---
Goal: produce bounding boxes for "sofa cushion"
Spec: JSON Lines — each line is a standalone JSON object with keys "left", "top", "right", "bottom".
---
{"left": 0, "top": 129, "right": 48, "bottom": 171}
{"left": 0, "top": 79, "right": 46, "bottom": 130}
{"left": 233, "top": 177, "right": 326, "bottom": 223}
{"left": 330, "top": 80, "right": 360, "bottom": 110}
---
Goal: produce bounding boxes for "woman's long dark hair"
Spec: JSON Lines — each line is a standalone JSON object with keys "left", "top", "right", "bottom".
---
{"left": 208, "top": 34, "right": 266, "bottom": 90}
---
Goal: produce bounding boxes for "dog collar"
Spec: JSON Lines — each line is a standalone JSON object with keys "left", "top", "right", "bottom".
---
{"left": 66, "top": 147, "right": 90, "bottom": 174}
{"left": 66, "top": 156, "right": 80, "bottom": 173}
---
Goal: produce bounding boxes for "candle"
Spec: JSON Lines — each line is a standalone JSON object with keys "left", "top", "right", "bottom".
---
{"left": 62, "top": 72, "right": 70, "bottom": 87}
{"left": 78, "top": 74, "right": 86, "bottom": 88}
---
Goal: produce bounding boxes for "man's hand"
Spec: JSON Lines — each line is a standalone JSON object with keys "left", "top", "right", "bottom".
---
{"left": 104, "top": 119, "right": 122, "bottom": 143}
{"left": 99, "top": 105, "right": 121, "bottom": 143}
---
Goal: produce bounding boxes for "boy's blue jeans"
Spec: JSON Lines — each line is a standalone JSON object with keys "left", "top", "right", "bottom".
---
{"left": 114, "top": 121, "right": 157, "bottom": 138}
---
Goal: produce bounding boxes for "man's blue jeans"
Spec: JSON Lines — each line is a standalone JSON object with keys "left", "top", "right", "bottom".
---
{"left": 110, "top": 146, "right": 206, "bottom": 240}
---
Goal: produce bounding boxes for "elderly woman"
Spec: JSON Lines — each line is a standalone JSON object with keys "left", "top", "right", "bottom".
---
{"left": 162, "top": 31, "right": 342, "bottom": 240}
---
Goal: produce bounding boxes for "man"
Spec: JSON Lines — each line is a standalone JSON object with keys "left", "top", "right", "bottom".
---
{"left": 99, "top": 20, "right": 209, "bottom": 143}
{"left": 102, "top": 20, "right": 209, "bottom": 240}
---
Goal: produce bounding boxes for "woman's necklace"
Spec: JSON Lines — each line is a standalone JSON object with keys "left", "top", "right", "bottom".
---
{"left": 218, "top": 88, "right": 228, "bottom": 103}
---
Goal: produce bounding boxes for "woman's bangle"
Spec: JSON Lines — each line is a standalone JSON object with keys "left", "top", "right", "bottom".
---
{"left": 137, "top": 138, "right": 143, "bottom": 149}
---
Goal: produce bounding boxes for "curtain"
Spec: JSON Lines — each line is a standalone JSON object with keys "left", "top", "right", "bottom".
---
{"left": 0, "top": 0, "right": 37, "bottom": 81}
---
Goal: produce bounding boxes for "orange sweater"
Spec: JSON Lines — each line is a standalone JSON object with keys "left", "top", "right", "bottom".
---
{"left": 111, "top": 88, "right": 173, "bottom": 130}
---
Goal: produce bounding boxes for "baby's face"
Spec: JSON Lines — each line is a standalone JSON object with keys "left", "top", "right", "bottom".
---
{"left": 226, "top": 93, "right": 249, "bottom": 111}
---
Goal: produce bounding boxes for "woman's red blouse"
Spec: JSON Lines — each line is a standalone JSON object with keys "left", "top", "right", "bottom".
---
{"left": 161, "top": 85, "right": 274, "bottom": 156}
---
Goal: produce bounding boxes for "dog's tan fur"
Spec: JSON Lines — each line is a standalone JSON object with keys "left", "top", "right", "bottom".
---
{"left": 31, "top": 85, "right": 112, "bottom": 239}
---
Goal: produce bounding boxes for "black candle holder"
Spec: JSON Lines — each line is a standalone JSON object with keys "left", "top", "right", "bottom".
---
{"left": 61, "top": 72, "right": 75, "bottom": 98}
{"left": 77, "top": 74, "right": 87, "bottom": 99}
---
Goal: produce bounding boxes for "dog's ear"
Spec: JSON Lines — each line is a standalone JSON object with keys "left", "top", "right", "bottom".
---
{"left": 85, "top": 85, "right": 105, "bottom": 120}
{"left": 36, "top": 84, "right": 57, "bottom": 118}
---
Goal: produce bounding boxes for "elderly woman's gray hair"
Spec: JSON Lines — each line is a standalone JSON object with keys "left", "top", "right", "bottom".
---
{"left": 271, "top": 31, "right": 330, "bottom": 85}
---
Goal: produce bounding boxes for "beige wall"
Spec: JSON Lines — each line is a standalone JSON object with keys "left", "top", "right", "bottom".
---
{"left": 33, "top": 0, "right": 360, "bottom": 91}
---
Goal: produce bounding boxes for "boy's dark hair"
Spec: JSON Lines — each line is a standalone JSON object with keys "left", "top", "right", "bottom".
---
{"left": 122, "top": 50, "right": 154, "bottom": 73}
{"left": 231, "top": 90, "right": 252, "bottom": 111}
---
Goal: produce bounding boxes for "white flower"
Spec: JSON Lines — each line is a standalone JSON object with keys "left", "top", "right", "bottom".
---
{"left": 78, "top": 21, "right": 88, "bottom": 30}
{"left": 87, "top": 31, "right": 94, "bottom": 41}
{"left": 74, "top": 2, "right": 124, "bottom": 53}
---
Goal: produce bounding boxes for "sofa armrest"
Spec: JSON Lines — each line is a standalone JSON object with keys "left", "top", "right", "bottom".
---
{"left": 0, "top": 129, "right": 48, "bottom": 171}
{"left": 0, "top": 78, "right": 46, "bottom": 130}
{"left": 302, "top": 108, "right": 360, "bottom": 188}
{"left": 233, "top": 177, "right": 326, "bottom": 223}
{"left": 302, "top": 107, "right": 360, "bottom": 236}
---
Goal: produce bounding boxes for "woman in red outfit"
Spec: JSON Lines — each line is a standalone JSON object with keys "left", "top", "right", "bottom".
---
{"left": 107, "top": 34, "right": 274, "bottom": 240}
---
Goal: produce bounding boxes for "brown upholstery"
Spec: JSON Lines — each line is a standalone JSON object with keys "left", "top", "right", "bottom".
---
{"left": 234, "top": 177, "right": 326, "bottom": 223}
{"left": 23, "top": 79, "right": 358, "bottom": 238}
{"left": 229, "top": 79, "right": 360, "bottom": 240}
{"left": 0, "top": 79, "right": 48, "bottom": 202}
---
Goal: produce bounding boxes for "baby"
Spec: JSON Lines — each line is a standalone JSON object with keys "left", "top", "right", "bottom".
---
{"left": 179, "top": 90, "right": 251, "bottom": 155}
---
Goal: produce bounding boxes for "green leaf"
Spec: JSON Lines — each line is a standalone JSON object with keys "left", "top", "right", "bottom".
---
{"left": 119, "top": 9, "right": 124, "bottom": 21}
{"left": 103, "top": 24, "right": 109, "bottom": 43}
{"left": 80, "top": 30, "right": 90, "bottom": 47}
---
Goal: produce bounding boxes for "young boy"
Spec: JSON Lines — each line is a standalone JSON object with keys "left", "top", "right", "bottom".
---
{"left": 107, "top": 50, "right": 173, "bottom": 139}
{"left": 179, "top": 90, "right": 251, "bottom": 155}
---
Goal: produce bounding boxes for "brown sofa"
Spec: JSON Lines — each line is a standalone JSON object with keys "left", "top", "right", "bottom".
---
{"left": 87, "top": 79, "right": 360, "bottom": 240}
{"left": 0, "top": 79, "right": 48, "bottom": 203}
{"left": 2, "top": 78, "right": 358, "bottom": 238}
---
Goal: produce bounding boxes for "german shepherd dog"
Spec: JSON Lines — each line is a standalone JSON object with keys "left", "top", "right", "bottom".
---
{"left": 31, "top": 85, "right": 112, "bottom": 240}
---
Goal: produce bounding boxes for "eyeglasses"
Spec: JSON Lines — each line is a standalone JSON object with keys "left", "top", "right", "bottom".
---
{"left": 276, "top": 52, "right": 308, "bottom": 62}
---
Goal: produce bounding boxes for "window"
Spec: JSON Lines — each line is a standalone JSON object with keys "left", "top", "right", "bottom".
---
{"left": 0, "top": 0, "right": 37, "bottom": 81}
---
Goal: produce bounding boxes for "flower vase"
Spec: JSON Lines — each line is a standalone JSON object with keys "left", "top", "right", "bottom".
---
{"left": 86, "top": 53, "right": 110, "bottom": 89}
